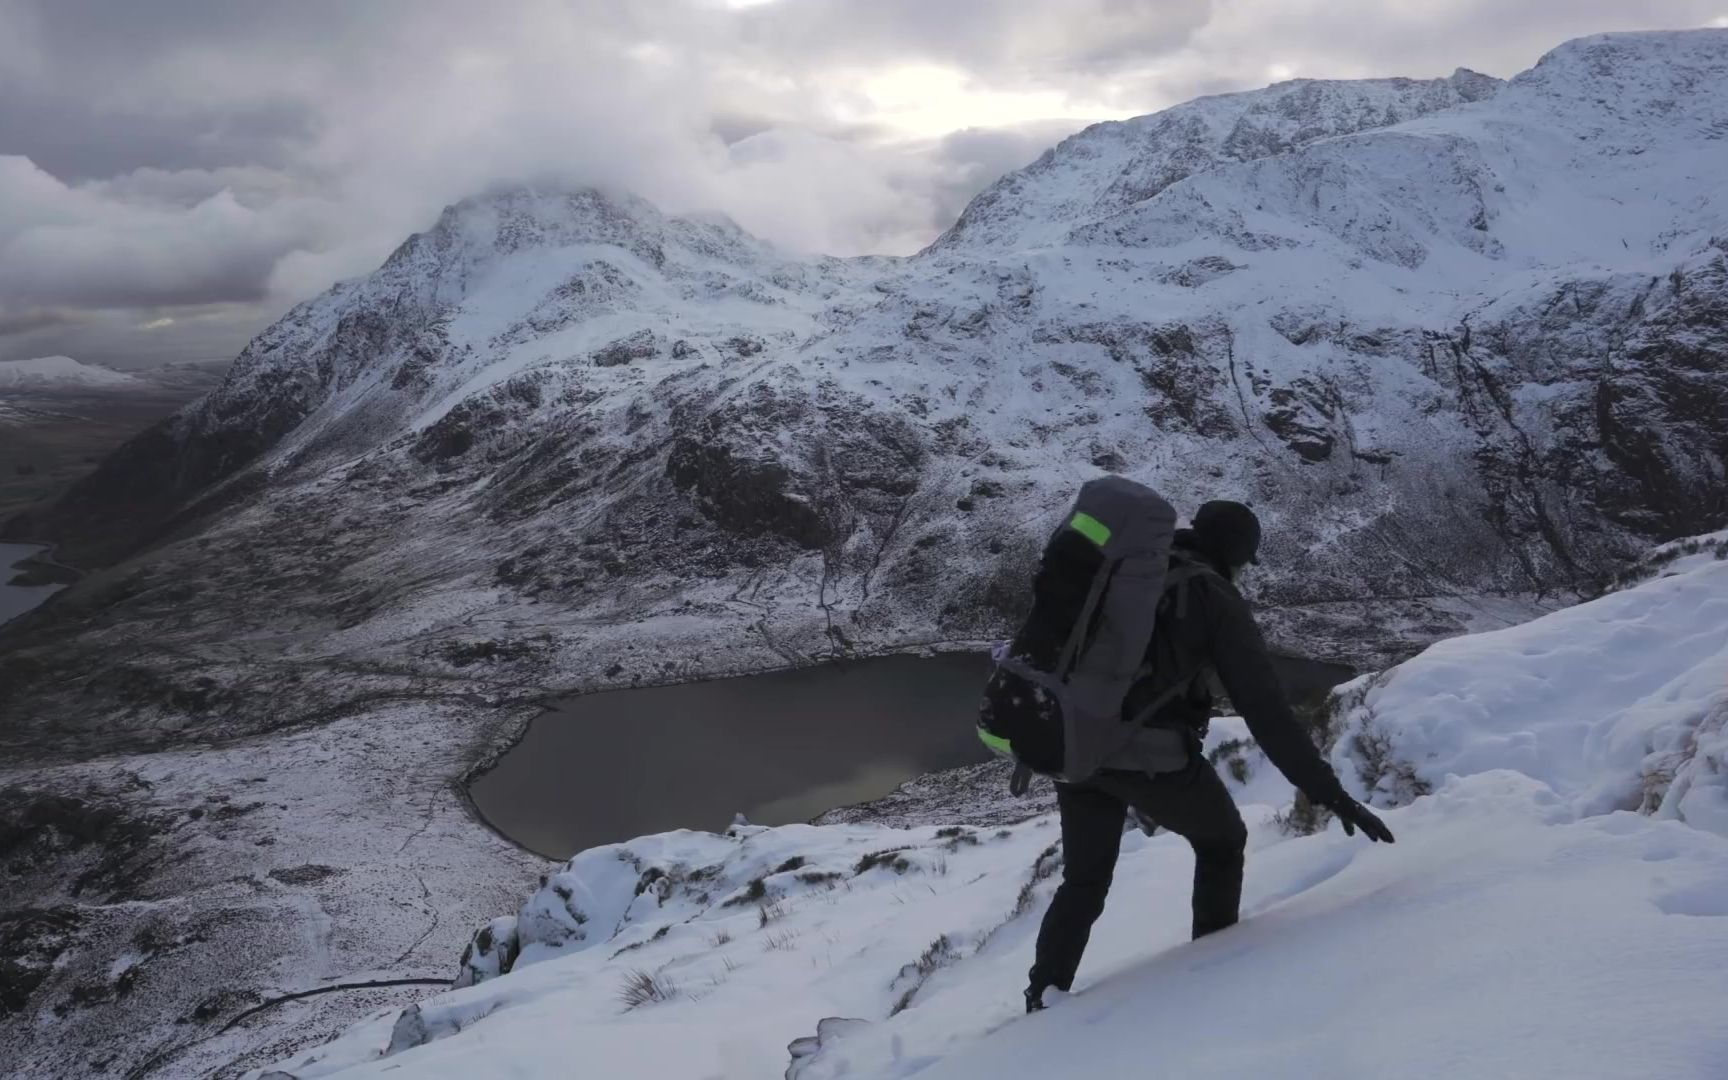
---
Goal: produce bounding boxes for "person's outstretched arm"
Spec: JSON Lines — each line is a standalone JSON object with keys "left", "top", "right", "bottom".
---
{"left": 1200, "top": 578, "right": 1394, "bottom": 842}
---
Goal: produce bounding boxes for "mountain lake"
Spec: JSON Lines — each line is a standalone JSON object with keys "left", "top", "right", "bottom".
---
{"left": 470, "top": 650, "right": 1356, "bottom": 859}
{"left": 0, "top": 543, "right": 65, "bottom": 627}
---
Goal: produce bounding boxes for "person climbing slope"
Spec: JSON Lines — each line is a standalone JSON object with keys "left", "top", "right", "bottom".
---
{"left": 1016, "top": 499, "right": 1395, "bottom": 1012}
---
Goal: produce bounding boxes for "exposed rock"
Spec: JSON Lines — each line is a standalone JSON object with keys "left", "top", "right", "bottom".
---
{"left": 267, "top": 864, "right": 345, "bottom": 887}
{"left": 3, "top": 29, "right": 1727, "bottom": 1079}
{"left": 453, "top": 916, "right": 520, "bottom": 989}
{"left": 592, "top": 330, "right": 661, "bottom": 367}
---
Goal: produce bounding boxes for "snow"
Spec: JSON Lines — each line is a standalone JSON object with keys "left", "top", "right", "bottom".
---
{"left": 932, "top": 68, "right": 1503, "bottom": 254}
{"left": 1329, "top": 535, "right": 1728, "bottom": 834}
{"left": 12, "top": 28, "right": 1728, "bottom": 1078}
{"left": 0, "top": 354, "right": 141, "bottom": 390}
{"left": 259, "top": 535, "right": 1728, "bottom": 1080}
{"left": 160, "top": 29, "right": 1728, "bottom": 675}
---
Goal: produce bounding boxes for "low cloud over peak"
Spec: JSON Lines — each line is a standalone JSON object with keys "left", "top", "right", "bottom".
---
{"left": 1, "top": 0, "right": 1721, "bottom": 369}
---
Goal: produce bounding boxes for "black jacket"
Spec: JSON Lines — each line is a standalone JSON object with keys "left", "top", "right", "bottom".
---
{"left": 1121, "top": 544, "right": 1348, "bottom": 806}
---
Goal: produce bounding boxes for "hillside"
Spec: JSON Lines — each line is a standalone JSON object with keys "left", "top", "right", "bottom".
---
{"left": 0, "top": 359, "right": 227, "bottom": 529}
{"left": 1, "top": 29, "right": 1725, "bottom": 1080}
{"left": 19, "top": 31, "right": 1728, "bottom": 678}
{"left": 258, "top": 535, "right": 1728, "bottom": 1079}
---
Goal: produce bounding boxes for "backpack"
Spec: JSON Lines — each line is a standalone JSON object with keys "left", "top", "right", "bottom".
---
{"left": 975, "top": 475, "right": 1177, "bottom": 786}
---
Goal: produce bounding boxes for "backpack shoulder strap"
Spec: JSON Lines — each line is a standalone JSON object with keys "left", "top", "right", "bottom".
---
{"left": 1157, "top": 553, "right": 1216, "bottom": 622}
{"left": 1054, "top": 557, "right": 1116, "bottom": 680}
{"left": 1127, "top": 556, "right": 1222, "bottom": 728}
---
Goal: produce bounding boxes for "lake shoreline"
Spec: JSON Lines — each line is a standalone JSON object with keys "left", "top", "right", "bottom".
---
{"left": 0, "top": 541, "right": 74, "bottom": 627}
{"left": 6, "top": 546, "right": 81, "bottom": 587}
{"left": 466, "top": 644, "right": 1358, "bottom": 860}
{"left": 454, "top": 639, "right": 1006, "bottom": 862}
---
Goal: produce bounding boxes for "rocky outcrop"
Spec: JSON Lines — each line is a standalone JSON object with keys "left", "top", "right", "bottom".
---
{"left": 12, "top": 30, "right": 1725, "bottom": 706}
{"left": 3, "top": 31, "right": 1726, "bottom": 1077}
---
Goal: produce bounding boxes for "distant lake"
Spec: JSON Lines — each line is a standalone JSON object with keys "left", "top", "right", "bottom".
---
{"left": 0, "top": 543, "right": 63, "bottom": 627}
{"left": 470, "top": 650, "right": 1356, "bottom": 859}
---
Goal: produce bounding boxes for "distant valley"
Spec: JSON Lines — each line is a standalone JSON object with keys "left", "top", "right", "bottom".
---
{"left": 0, "top": 357, "right": 229, "bottom": 532}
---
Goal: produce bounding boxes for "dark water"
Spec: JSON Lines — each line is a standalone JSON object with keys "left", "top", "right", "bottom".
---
{"left": 471, "top": 651, "right": 1355, "bottom": 859}
{"left": 0, "top": 543, "right": 63, "bottom": 627}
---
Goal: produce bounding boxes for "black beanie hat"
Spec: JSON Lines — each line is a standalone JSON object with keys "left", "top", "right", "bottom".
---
{"left": 1192, "top": 500, "right": 1261, "bottom": 567}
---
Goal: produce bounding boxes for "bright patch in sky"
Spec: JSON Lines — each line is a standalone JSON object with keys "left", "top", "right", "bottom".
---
{"left": 844, "top": 63, "right": 1136, "bottom": 139}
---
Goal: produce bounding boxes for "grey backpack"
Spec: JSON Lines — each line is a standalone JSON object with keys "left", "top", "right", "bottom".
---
{"left": 977, "top": 475, "right": 1177, "bottom": 785}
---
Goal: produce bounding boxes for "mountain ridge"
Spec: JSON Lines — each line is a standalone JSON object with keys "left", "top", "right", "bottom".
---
{"left": 1, "top": 28, "right": 1726, "bottom": 1079}
{"left": 929, "top": 65, "right": 1504, "bottom": 253}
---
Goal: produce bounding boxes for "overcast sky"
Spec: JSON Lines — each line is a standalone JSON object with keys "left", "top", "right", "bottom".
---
{"left": 1, "top": 0, "right": 1723, "bottom": 370}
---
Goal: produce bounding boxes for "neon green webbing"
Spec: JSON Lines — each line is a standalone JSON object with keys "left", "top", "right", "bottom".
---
{"left": 1069, "top": 511, "right": 1112, "bottom": 547}
{"left": 977, "top": 728, "right": 1014, "bottom": 756}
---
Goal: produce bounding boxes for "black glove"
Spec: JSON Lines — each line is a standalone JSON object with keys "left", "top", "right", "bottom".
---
{"left": 1326, "top": 795, "right": 1395, "bottom": 843}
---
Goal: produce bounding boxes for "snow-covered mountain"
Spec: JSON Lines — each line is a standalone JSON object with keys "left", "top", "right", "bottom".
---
{"left": 28, "top": 31, "right": 1728, "bottom": 669}
{"left": 0, "top": 355, "right": 142, "bottom": 391}
{"left": 261, "top": 533, "right": 1728, "bottom": 1079}
{"left": 3, "top": 29, "right": 1727, "bottom": 1080}
{"left": 930, "top": 67, "right": 1503, "bottom": 251}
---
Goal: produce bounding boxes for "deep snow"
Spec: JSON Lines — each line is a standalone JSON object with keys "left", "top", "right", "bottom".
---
{"left": 256, "top": 538, "right": 1728, "bottom": 1079}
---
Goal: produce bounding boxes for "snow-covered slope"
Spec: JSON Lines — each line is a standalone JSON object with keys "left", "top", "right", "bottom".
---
{"left": 931, "top": 67, "right": 1502, "bottom": 252}
{"left": 4, "top": 29, "right": 1727, "bottom": 1080}
{"left": 260, "top": 539, "right": 1728, "bottom": 1079}
{"left": 1329, "top": 530, "right": 1728, "bottom": 831}
{"left": 0, "top": 355, "right": 141, "bottom": 391}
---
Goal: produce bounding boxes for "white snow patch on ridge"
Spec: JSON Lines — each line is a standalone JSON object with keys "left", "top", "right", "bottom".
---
{"left": 260, "top": 538, "right": 1728, "bottom": 1079}
{"left": 0, "top": 355, "right": 141, "bottom": 389}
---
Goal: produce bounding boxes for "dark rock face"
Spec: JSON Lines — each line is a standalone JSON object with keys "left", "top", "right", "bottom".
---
{"left": 1596, "top": 260, "right": 1728, "bottom": 536}
{"left": 668, "top": 434, "right": 829, "bottom": 549}
{"left": 1419, "top": 252, "right": 1728, "bottom": 580}
{"left": 1262, "top": 378, "right": 1342, "bottom": 463}
{"left": 593, "top": 330, "right": 661, "bottom": 368}
{"left": 0, "top": 908, "right": 85, "bottom": 1017}
{"left": 3, "top": 37, "right": 1727, "bottom": 1076}
{"left": 666, "top": 382, "right": 924, "bottom": 551}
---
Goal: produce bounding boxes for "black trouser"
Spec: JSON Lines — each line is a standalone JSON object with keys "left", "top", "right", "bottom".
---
{"left": 1029, "top": 757, "right": 1248, "bottom": 993}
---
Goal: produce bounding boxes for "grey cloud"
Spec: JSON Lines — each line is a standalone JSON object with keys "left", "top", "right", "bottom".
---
{"left": 0, "top": 157, "right": 328, "bottom": 309}
{"left": 922, "top": 121, "right": 1085, "bottom": 229}
{"left": 710, "top": 112, "right": 780, "bottom": 146}
{"left": 0, "top": 304, "right": 270, "bottom": 369}
{"left": 1104, "top": 0, "right": 1728, "bottom": 112}
{"left": 731, "top": 0, "right": 1213, "bottom": 83}
{"left": 91, "top": 168, "right": 302, "bottom": 212}
{"left": 2, "top": 0, "right": 1721, "bottom": 377}
{"left": 0, "top": 91, "right": 315, "bottom": 181}
{"left": 0, "top": 307, "right": 70, "bottom": 337}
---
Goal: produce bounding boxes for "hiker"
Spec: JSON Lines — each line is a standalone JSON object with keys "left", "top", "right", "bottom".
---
{"left": 1024, "top": 500, "right": 1394, "bottom": 1012}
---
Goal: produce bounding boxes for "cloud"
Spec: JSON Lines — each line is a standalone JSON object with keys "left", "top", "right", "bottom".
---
{"left": 0, "top": 307, "right": 70, "bottom": 337}
{"left": 725, "top": 0, "right": 1214, "bottom": 81}
{"left": 1097, "top": 0, "right": 1728, "bottom": 108}
{"left": 0, "top": 156, "right": 335, "bottom": 308}
{"left": 2, "top": 0, "right": 1722, "bottom": 370}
